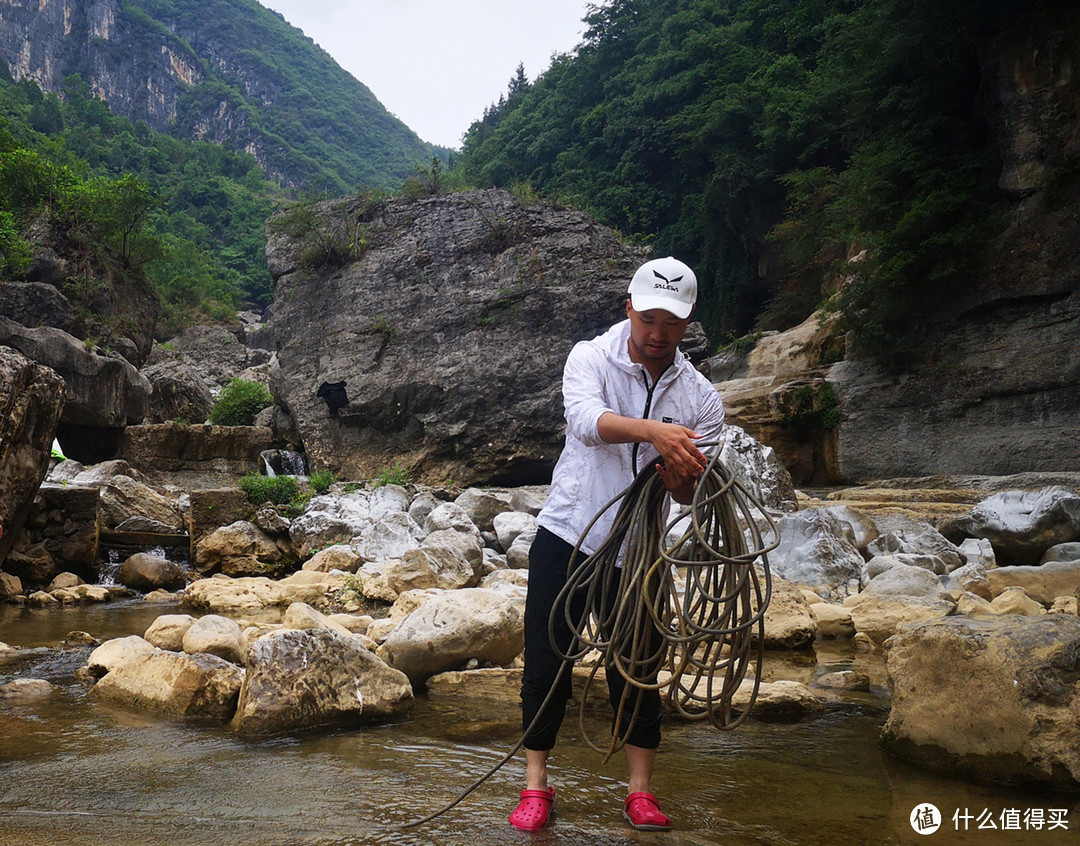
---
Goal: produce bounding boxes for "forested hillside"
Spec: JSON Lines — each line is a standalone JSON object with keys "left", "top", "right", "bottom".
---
{"left": 0, "top": 65, "right": 279, "bottom": 338}
{"left": 0, "top": 0, "right": 439, "bottom": 193}
{"left": 458, "top": 0, "right": 1032, "bottom": 357}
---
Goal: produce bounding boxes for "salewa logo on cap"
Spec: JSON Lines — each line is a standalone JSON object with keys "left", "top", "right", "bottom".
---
{"left": 652, "top": 269, "right": 683, "bottom": 292}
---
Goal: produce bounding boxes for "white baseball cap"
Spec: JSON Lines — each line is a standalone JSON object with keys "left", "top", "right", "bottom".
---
{"left": 627, "top": 256, "right": 697, "bottom": 319}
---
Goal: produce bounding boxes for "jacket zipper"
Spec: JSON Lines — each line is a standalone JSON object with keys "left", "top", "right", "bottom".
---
{"left": 631, "top": 371, "right": 657, "bottom": 475}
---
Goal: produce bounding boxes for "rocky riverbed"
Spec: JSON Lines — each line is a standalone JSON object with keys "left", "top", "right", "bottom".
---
{"left": 2, "top": 446, "right": 1079, "bottom": 801}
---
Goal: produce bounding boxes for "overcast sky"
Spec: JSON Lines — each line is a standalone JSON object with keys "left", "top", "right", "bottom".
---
{"left": 259, "top": 1, "right": 595, "bottom": 150}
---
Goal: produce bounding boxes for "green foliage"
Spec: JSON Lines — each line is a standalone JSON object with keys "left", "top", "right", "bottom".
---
{"left": 209, "top": 379, "right": 274, "bottom": 426}
{"left": 782, "top": 382, "right": 841, "bottom": 430}
{"left": 238, "top": 472, "right": 299, "bottom": 505}
{"left": 309, "top": 468, "right": 335, "bottom": 494}
{"left": 373, "top": 462, "right": 410, "bottom": 488}
{"left": 456, "top": 0, "right": 1018, "bottom": 360}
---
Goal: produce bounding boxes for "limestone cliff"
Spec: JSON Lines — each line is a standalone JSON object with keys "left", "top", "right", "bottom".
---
{"left": 713, "top": 2, "right": 1080, "bottom": 484}
{"left": 0, "top": 0, "right": 433, "bottom": 190}
{"left": 266, "top": 189, "right": 651, "bottom": 486}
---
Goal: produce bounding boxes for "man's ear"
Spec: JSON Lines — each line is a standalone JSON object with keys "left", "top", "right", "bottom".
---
{"left": 625, "top": 298, "right": 634, "bottom": 319}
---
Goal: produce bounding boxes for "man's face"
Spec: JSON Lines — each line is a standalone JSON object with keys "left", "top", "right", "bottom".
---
{"left": 625, "top": 300, "right": 691, "bottom": 367}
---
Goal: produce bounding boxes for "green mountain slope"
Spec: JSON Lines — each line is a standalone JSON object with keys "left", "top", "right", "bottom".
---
{"left": 0, "top": 0, "right": 437, "bottom": 192}
{"left": 457, "top": 0, "right": 1027, "bottom": 358}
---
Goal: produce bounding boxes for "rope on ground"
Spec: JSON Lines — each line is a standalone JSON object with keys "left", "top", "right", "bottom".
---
{"left": 395, "top": 444, "right": 777, "bottom": 829}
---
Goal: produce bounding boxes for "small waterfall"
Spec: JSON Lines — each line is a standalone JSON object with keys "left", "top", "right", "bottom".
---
{"left": 259, "top": 449, "right": 307, "bottom": 477}
{"left": 97, "top": 544, "right": 189, "bottom": 586}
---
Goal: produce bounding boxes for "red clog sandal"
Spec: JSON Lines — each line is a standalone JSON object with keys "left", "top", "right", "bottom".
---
{"left": 509, "top": 787, "right": 557, "bottom": 831}
{"left": 623, "top": 791, "right": 672, "bottom": 831}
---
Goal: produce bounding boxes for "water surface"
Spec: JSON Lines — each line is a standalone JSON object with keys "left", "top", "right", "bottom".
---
{"left": 1, "top": 603, "right": 1076, "bottom": 846}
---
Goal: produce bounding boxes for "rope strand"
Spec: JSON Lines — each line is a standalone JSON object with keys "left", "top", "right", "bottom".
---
{"left": 396, "top": 444, "right": 776, "bottom": 829}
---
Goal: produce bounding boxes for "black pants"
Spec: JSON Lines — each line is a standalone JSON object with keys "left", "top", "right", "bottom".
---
{"left": 521, "top": 526, "right": 663, "bottom": 751}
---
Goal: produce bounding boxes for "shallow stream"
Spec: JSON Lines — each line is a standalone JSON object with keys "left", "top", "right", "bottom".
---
{"left": 0, "top": 602, "right": 1076, "bottom": 846}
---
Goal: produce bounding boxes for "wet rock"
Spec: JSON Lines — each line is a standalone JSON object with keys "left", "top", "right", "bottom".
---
{"left": 231, "top": 628, "right": 413, "bottom": 734}
{"left": 956, "top": 486, "right": 1080, "bottom": 564}
{"left": 813, "top": 670, "right": 871, "bottom": 692}
{"left": 732, "top": 679, "right": 826, "bottom": 721}
{"left": 0, "top": 678, "right": 54, "bottom": 701}
{"left": 0, "top": 572, "right": 24, "bottom": 601}
{"left": 182, "top": 614, "right": 247, "bottom": 664}
{"left": 808, "top": 602, "right": 855, "bottom": 639}
{"left": 86, "top": 635, "right": 156, "bottom": 678}
{"left": 377, "top": 587, "right": 524, "bottom": 686}
{"left": 91, "top": 649, "right": 243, "bottom": 723}
{"left": 143, "top": 614, "right": 197, "bottom": 651}
{"left": 882, "top": 616, "right": 1080, "bottom": 788}
{"left": 119, "top": 552, "right": 186, "bottom": 592}
{"left": 47, "top": 572, "right": 85, "bottom": 591}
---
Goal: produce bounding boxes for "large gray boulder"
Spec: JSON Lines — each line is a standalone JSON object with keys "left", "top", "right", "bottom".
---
{"left": 768, "top": 509, "right": 866, "bottom": 599}
{"left": 955, "top": 487, "right": 1080, "bottom": 564}
{"left": 376, "top": 587, "right": 524, "bottom": 685}
{"left": 267, "top": 188, "right": 651, "bottom": 486}
{"left": 882, "top": 616, "right": 1080, "bottom": 788}
{"left": 142, "top": 359, "right": 214, "bottom": 424}
{"left": 0, "top": 316, "right": 150, "bottom": 434}
{"left": 0, "top": 281, "right": 75, "bottom": 333}
{"left": 0, "top": 345, "right": 66, "bottom": 567}
{"left": 90, "top": 649, "right": 243, "bottom": 723}
{"left": 231, "top": 627, "right": 413, "bottom": 734}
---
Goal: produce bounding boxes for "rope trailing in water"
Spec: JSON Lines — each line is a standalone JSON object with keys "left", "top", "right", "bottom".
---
{"left": 396, "top": 444, "right": 777, "bottom": 829}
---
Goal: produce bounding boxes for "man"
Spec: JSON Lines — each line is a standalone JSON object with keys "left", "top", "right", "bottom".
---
{"left": 510, "top": 256, "right": 725, "bottom": 832}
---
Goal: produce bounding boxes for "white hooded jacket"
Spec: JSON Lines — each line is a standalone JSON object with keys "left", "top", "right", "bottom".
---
{"left": 537, "top": 318, "right": 725, "bottom": 555}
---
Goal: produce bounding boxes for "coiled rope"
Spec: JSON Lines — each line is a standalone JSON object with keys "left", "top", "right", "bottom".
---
{"left": 397, "top": 444, "right": 777, "bottom": 829}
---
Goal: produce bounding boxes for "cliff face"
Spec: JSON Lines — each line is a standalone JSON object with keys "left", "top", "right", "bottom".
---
{"left": 0, "top": 0, "right": 433, "bottom": 189}
{"left": 715, "top": 2, "right": 1080, "bottom": 484}
{"left": 1, "top": 0, "right": 200, "bottom": 127}
{"left": 266, "top": 189, "right": 652, "bottom": 486}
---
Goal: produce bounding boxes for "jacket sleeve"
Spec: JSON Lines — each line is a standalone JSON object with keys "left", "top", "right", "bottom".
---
{"left": 562, "top": 341, "right": 614, "bottom": 447}
{"left": 696, "top": 382, "right": 726, "bottom": 452}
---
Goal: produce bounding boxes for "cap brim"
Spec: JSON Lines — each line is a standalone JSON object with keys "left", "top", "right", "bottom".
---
{"left": 630, "top": 293, "right": 693, "bottom": 320}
